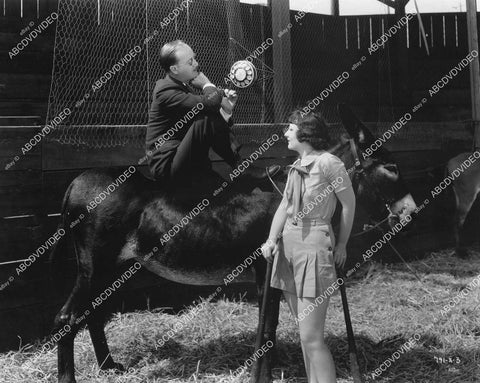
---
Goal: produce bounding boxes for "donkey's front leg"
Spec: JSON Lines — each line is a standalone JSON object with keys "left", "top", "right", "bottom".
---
{"left": 453, "top": 188, "right": 477, "bottom": 258}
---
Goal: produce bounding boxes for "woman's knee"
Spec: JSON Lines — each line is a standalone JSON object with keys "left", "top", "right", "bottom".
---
{"left": 300, "top": 337, "right": 328, "bottom": 356}
{"left": 299, "top": 326, "right": 325, "bottom": 348}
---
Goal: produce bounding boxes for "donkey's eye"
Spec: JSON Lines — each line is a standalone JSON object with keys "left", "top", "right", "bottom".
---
{"left": 384, "top": 164, "right": 398, "bottom": 174}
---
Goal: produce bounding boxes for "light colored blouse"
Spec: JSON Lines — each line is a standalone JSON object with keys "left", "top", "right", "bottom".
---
{"left": 280, "top": 151, "right": 352, "bottom": 223}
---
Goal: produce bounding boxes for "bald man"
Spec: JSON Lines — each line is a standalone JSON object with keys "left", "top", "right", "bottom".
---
{"left": 146, "top": 40, "right": 279, "bottom": 186}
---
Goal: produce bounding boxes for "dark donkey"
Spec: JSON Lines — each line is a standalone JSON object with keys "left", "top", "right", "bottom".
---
{"left": 50, "top": 104, "right": 417, "bottom": 383}
{"left": 447, "top": 150, "right": 480, "bottom": 257}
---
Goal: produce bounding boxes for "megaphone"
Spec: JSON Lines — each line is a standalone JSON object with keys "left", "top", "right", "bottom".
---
{"left": 228, "top": 60, "right": 257, "bottom": 88}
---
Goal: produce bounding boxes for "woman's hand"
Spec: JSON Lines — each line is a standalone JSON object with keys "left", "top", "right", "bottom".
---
{"left": 261, "top": 239, "right": 278, "bottom": 263}
{"left": 333, "top": 243, "right": 347, "bottom": 269}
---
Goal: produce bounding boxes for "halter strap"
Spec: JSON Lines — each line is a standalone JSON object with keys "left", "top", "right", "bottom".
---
{"left": 266, "top": 166, "right": 283, "bottom": 196}
{"left": 349, "top": 138, "right": 362, "bottom": 170}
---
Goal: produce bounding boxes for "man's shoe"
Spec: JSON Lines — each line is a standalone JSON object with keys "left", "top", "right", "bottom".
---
{"left": 230, "top": 132, "right": 242, "bottom": 155}
{"left": 241, "top": 164, "right": 281, "bottom": 180}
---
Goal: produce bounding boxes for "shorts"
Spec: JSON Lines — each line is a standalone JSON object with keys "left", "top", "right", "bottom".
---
{"left": 270, "top": 219, "right": 337, "bottom": 298}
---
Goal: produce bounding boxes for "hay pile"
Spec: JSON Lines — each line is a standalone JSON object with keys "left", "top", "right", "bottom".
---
{"left": 1, "top": 248, "right": 479, "bottom": 382}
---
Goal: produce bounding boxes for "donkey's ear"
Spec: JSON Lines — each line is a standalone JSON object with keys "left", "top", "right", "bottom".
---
{"left": 337, "top": 103, "right": 375, "bottom": 145}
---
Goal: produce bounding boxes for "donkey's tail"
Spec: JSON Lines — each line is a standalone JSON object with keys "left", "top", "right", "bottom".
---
{"left": 48, "top": 181, "right": 74, "bottom": 290}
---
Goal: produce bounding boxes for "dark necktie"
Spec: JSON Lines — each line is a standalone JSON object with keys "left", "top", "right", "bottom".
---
{"left": 285, "top": 164, "right": 309, "bottom": 218}
{"left": 183, "top": 82, "right": 193, "bottom": 93}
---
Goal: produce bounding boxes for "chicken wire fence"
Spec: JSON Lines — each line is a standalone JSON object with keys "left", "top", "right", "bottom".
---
{"left": 46, "top": 0, "right": 472, "bottom": 148}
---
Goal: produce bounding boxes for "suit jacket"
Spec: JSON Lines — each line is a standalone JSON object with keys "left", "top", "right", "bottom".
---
{"left": 146, "top": 74, "right": 225, "bottom": 179}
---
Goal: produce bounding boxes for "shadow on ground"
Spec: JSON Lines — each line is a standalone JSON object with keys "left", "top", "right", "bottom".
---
{"left": 119, "top": 331, "right": 478, "bottom": 382}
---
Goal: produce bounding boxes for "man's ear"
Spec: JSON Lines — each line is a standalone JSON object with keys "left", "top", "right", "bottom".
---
{"left": 169, "top": 65, "right": 178, "bottom": 75}
{"left": 337, "top": 103, "right": 375, "bottom": 145}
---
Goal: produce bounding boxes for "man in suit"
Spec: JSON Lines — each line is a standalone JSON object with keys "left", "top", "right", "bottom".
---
{"left": 146, "top": 40, "right": 279, "bottom": 186}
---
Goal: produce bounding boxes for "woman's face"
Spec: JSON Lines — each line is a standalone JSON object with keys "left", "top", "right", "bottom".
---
{"left": 284, "top": 123, "right": 301, "bottom": 152}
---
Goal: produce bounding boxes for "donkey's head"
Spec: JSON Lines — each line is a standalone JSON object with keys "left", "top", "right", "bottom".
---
{"left": 337, "top": 104, "right": 417, "bottom": 228}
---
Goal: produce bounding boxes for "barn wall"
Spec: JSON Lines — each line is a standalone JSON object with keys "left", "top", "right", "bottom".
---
{"left": 290, "top": 12, "right": 477, "bottom": 122}
{"left": 0, "top": 0, "right": 57, "bottom": 120}
{"left": 1, "top": 0, "right": 477, "bottom": 123}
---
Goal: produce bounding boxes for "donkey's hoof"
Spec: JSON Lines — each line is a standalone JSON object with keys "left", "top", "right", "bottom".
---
{"left": 100, "top": 361, "right": 125, "bottom": 372}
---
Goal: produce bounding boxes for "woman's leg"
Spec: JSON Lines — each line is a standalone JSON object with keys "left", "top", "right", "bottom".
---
{"left": 282, "top": 290, "right": 298, "bottom": 318}
{"left": 283, "top": 291, "right": 312, "bottom": 383}
{"left": 297, "top": 296, "right": 336, "bottom": 383}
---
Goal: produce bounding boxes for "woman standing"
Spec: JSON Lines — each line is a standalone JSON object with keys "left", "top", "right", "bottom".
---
{"left": 261, "top": 110, "right": 356, "bottom": 383}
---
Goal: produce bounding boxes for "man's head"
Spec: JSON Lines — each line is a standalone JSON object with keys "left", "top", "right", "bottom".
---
{"left": 159, "top": 40, "right": 199, "bottom": 82}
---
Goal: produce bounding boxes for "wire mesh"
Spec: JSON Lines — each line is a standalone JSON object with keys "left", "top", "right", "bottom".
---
{"left": 46, "top": 1, "right": 473, "bottom": 149}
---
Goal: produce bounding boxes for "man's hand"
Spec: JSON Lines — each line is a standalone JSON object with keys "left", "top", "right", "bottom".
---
{"left": 190, "top": 72, "right": 212, "bottom": 89}
{"left": 224, "top": 89, "right": 238, "bottom": 107}
{"left": 221, "top": 89, "right": 238, "bottom": 115}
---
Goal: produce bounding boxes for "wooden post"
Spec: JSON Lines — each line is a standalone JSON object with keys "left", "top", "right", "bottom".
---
{"left": 225, "top": 0, "right": 245, "bottom": 64}
{"left": 271, "top": 0, "right": 292, "bottom": 122}
{"left": 331, "top": 0, "right": 339, "bottom": 16}
{"left": 395, "top": 1, "right": 411, "bottom": 106}
{"left": 466, "top": 0, "right": 480, "bottom": 149}
{"left": 376, "top": 0, "right": 412, "bottom": 107}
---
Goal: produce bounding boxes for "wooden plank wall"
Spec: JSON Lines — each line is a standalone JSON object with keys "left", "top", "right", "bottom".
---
{"left": 1, "top": 121, "right": 472, "bottom": 221}
{"left": 290, "top": 12, "right": 474, "bottom": 123}
{"left": 0, "top": 0, "right": 57, "bottom": 119}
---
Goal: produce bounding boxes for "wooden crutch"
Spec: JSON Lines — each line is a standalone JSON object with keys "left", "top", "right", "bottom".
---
{"left": 336, "top": 266, "right": 364, "bottom": 383}
{"left": 251, "top": 258, "right": 274, "bottom": 383}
